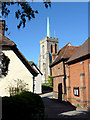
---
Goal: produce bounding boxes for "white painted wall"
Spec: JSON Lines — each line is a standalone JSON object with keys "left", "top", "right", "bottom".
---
{"left": 32, "top": 65, "right": 42, "bottom": 94}
{"left": 34, "top": 74, "right": 42, "bottom": 94}
{"left": 0, "top": 49, "right": 33, "bottom": 97}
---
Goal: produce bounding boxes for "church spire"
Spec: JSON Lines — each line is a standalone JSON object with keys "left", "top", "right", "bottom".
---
{"left": 47, "top": 16, "right": 50, "bottom": 38}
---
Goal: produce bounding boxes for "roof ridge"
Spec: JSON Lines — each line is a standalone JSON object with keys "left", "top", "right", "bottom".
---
{"left": 66, "top": 37, "right": 89, "bottom": 64}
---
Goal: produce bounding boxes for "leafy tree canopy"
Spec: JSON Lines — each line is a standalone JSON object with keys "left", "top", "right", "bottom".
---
{"left": 1, "top": 0, "right": 51, "bottom": 30}
{"left": 0, "top": 52, "right": 10, "bottom": 77}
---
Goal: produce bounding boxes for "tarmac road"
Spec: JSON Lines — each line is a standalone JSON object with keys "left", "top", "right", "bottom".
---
{"left": 40, "top": 92, "right": 89, "bottom": 120}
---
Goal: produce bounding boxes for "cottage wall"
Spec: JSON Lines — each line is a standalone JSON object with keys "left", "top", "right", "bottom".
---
{"left": 0, "top": 49, "right": 33, "bottom": 96}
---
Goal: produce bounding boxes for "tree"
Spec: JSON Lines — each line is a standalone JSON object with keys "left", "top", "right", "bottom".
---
{"left": 1, "top": 0, "right": 51, "bottom": 30}
{"left": 6, "top": 79, "right": 29, "bottom": 96}
{"left": 48, "top": 75, "right": 53, "bottom": 86}
{"left": 0, "top": 52, "right": 10, "bottom": 77}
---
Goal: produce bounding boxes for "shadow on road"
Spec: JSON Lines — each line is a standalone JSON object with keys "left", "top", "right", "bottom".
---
{"left": 42, "top": 97, "right": 89, "bottom": 119}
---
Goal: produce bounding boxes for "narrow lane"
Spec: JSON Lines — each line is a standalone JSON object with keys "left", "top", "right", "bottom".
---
{"left": 40, "top": 92, "right": 89, "bottom": 119}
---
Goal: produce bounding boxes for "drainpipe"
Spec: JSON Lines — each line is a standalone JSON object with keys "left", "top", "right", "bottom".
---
{"left": 63, "top": 60, "right": 66, "bottom": 94}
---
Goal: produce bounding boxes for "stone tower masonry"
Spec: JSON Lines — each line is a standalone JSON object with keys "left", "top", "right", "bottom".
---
{"left": 39, "top": 17, "right": 59, "bottom": 83}
{"left": 39, "top": 36, "right": 58, "bottom": 83}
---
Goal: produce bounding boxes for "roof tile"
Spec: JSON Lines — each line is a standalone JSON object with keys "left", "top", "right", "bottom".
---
{"left": 67, "top": 37, "right": 90, "bottom": 63}
{"left": 51, "top": 42, "right": 79, "bottom": 66}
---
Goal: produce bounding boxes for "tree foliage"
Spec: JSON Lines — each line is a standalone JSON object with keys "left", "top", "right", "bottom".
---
{"left": 48, "top": 75, "right": 53, "bottom": 86}
{"left": 0, "top": 52, "right": 10, "bottom": 77}
{"left": 1, "top": 0, "right": 51, "bottom": 30}
{"left": 7, "top": 79, "right": 29, "bottom": 96}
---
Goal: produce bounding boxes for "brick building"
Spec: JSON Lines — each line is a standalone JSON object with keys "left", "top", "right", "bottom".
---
{"left": 66, "top": 38, "right": 90, "bottom": 108}
{"left": 50, "top": 42, "right": 79, "bottom": 101}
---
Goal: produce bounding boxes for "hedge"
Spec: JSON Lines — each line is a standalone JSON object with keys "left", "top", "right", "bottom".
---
{"left": 2, "top": 91, "right": 45, "bottom": 120}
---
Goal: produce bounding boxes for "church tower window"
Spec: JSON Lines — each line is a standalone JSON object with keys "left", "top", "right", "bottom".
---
{"left": 51, "top": 44, "right": 53, "bottom": 53}
{"left": 42, "top": 45, "right": 44, "bottom": 54}
{"left": 55, "top": 44, "right": 57, "bottom": 53}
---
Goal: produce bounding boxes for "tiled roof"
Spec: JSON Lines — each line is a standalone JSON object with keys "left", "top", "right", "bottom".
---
{"left": 1, "top": 33, "right": 38, "bottom": 76}
{"left": 50, "top": 42, "right": 79, "bottom": 67}
{"left": 67, "top": 37, "right": 90, "bottom": 64}
{"left": 30, "top": 62, "right": 43, "bottom": 75}
{"left": 0, "top": 33, "right": 15, "bottom": 46}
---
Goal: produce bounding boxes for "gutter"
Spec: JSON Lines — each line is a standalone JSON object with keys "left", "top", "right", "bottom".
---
{"left": 66, "top": 54, "right": 90, "bottom": 65}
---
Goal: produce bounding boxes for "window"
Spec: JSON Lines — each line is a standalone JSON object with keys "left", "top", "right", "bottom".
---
{"left": 55, "top": 44, "right": 57, "bottom": 53}
{"left": 42, "top": 45, "right": 44, "bottom": 54}
{"left": 43, "top": 63, "right": 45, "bottom": 72}
{"left": 73, "top": 87, "right": 79, "bottom": 96}
{"left": 51, "top": 44, "right": 53, "bottom": 53}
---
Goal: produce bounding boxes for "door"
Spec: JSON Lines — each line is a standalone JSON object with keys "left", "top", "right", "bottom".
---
{"left": 58, "top": 83, "right": 62, "bottom": 101}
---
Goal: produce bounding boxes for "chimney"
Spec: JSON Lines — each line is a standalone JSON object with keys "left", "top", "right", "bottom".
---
{"left": 0, "top": 20, "right": 5, "bottom": 35}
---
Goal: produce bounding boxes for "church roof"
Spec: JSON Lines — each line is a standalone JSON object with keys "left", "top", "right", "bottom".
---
{"left": 50, "top": 42, "right": 79, "bottom": 67}
{"left": 1, "top": 33, "right": 38, "bottom": 77}
{"left": 66, "top": 37, "right": 90, "bottom": 64}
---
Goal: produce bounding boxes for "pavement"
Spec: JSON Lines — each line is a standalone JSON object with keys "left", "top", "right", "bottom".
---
{"left": 40, "top": 92, "right": 89, "bottom": 120}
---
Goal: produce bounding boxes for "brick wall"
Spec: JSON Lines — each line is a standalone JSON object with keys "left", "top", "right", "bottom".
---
{"left": 66, "top": 59, "right": 90, "bottom": 107}
{"left": 88, "top": 59, "right": 90, "bottom": 107}
{"left": 51, "top": 62, "right": 65, "bottom": 99}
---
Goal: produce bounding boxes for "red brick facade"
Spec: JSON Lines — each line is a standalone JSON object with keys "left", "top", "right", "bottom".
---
{"left": 66, "top": 59, "right": 90, "bottom": 107}
{"left": 50, "top": 38, "right": 90, "bottom": 108}
{"left": 50, "top": 43, "right": 79, "bottom": 101}
{"left": 51, "top": 62, "right": 65, "bottom": 100}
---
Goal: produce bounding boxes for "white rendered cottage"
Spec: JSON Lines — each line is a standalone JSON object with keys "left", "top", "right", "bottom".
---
{"left": 0, "top": 20, "right": 42, "bottom": 96}
{"left": 30, "top": 62, "right": 42, "bottom": 94}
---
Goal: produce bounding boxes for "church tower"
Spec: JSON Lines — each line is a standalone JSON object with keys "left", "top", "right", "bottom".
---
{"left": 39, "top": 17, "right": 58, "bottom": 83}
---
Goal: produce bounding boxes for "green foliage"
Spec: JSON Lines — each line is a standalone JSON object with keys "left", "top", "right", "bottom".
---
{"left": 47, "top": 75, "right": 53, "bottom": 86}
{"left": 2, "top": 91, "right": 45, "bottom": 120}
{"left": 42, "top": 83, "right": 53, "bottom": 88}
{"left": 6, "top": 79, "right": 29, "bottom": 96}
{"left": 76, "top": 103, "right": 80, "bottom": 107}
{"left": 29, "top": 61, "right": 33, "bottom": 64}
{"left": 0, "top": 52, "right": 10, "bottom": 77}
{"left": 1, "top": 1, "right": 51, "bottom": 30}
{"left": 42, "top": 83, "right": 53, "bottom": 94}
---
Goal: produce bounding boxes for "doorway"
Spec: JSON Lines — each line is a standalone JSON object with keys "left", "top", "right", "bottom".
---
{"left": 58, "top": 83, "right": 62, "bottom": 101}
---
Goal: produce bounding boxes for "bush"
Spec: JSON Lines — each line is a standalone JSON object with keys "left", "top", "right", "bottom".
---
{"left": 42, "top": 83, "right": 53, "bottom": 94}
{"left": 2, "top": 91, "right": 45, "bottom": 120}
{"left": 47, "top": 76, "right": 53, "bottom": 86}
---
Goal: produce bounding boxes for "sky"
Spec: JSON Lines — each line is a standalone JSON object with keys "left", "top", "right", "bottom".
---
{"left": 3, "top": 2, "right": 88, "bottom": 66}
